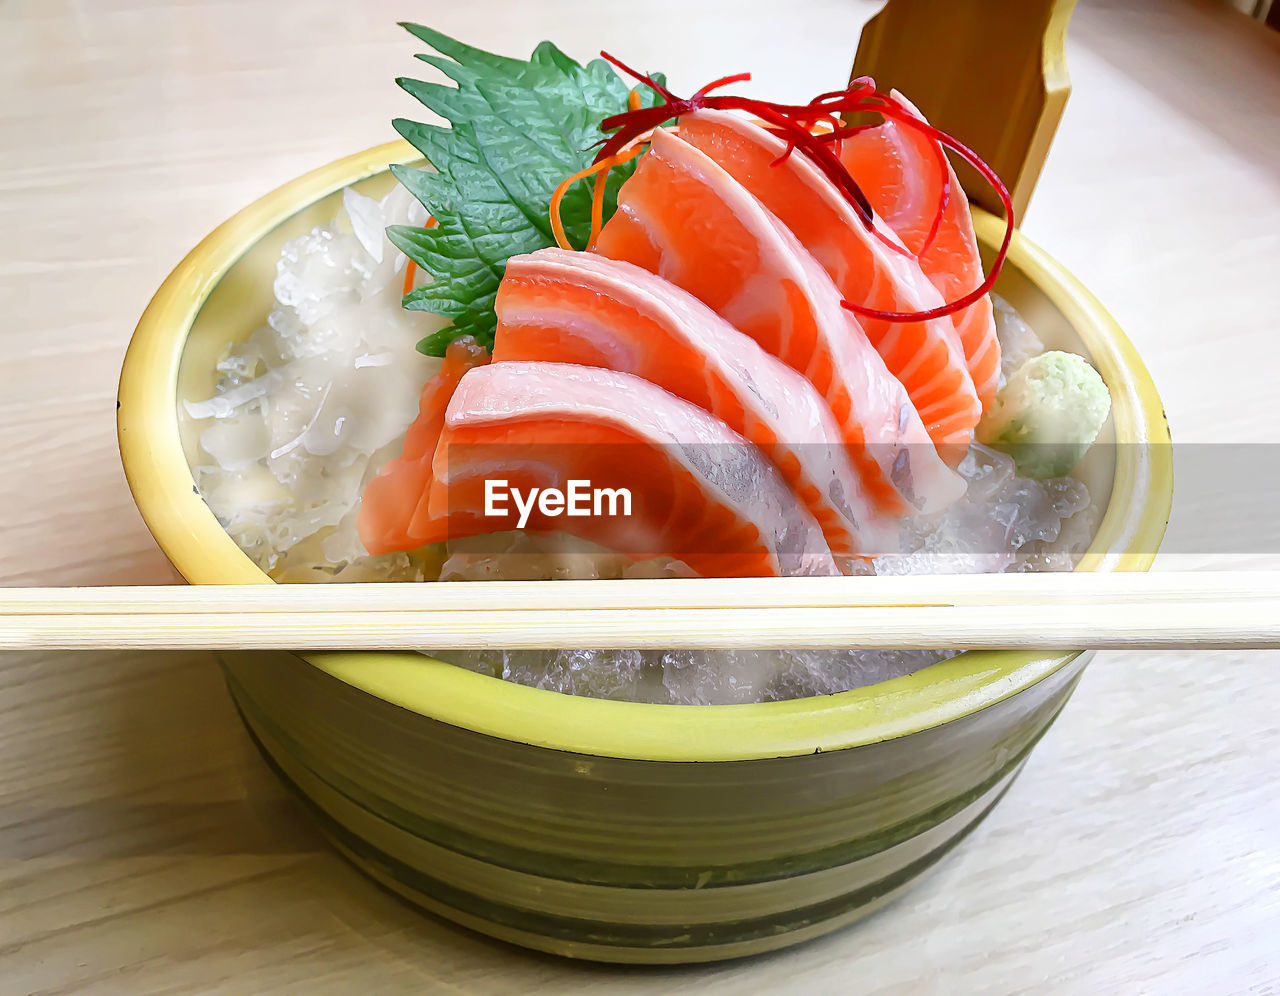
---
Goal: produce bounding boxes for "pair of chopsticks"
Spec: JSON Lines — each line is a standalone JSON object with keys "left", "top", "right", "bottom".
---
{"left": 2, "top": 572, "right": 1278, "bottom": 651}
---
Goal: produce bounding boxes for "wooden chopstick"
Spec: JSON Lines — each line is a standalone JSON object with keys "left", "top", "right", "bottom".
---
{"left": 2, "top": 573, "right": 1278, "bottom": 651}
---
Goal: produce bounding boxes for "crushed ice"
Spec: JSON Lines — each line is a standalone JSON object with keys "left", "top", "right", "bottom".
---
{"left": 186, "top": 185, "right": 444, "bottom": 580}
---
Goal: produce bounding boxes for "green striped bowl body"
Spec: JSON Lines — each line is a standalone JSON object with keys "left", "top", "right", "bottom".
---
{"left": 221, "top": 647, "right": 1088, "bottom": 962}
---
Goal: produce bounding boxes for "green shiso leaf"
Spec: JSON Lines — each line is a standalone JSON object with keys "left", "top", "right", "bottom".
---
{"left": 392, "top": 24, "right": 666, "bottom": 355}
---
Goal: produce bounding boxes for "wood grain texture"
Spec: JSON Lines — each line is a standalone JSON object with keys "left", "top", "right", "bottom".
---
{"left": 1, "top": 0, "right": 1277, "bottom": 991}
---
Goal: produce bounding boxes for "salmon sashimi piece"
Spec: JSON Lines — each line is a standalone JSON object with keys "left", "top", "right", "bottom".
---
{"left": 492, "top": 247, "right": 896, "bottom": 558}
{"left": 358, "top": 336, "right": 489, "bottom": 555}
{"left": 838, "top": 92, "right": 1000, "bottom": 409}
{"left": 594, "top": 128, "right": 963, "bottom": 515}
{"left": 676, "top": 110, "right": 982, "bottom": 452}
{"left": 413, "top": 362, "right": 838, "bottom": 578}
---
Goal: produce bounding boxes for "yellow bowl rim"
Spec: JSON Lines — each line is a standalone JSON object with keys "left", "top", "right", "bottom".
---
{"left": 117, "top": 140, "right": 1173, "bottom": 763}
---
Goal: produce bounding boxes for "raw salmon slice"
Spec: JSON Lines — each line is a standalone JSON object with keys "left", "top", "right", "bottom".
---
{"left": 838, "top": 92, "right": 1000, "bottom": 408}
{"left": 676, "top": 110, "right": 982, "bottom": 451}
{"left": 493, "top": 247, "right": 896, "bottom": 558}
{"left": 595, "top": 128, "right": 963, "bottom": 515}
{"left": 358, "top": 335, "right": 489, "bottom": 556}
{"left": 414, "top": 362, "right": 838, "bottom": 578}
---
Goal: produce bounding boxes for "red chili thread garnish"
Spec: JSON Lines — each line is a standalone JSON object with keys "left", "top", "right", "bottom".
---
{"left": 598, "top": 53, "right": 896, "bottom": 252}
{"left": 834, "top": 100, "right": 1012, "bottom": 323}
{"left": 593, "top": 54, "right": 1015, "bottom": 325}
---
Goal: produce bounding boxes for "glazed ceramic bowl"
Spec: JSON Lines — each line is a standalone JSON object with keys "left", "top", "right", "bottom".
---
{"left": 117, "top": 141, "right": 1172, "bottom": 963}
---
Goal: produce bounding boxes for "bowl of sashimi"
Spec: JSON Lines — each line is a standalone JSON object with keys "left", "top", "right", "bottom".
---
{"left": 117, "top": 27, "right": 1172, "bottom": 964}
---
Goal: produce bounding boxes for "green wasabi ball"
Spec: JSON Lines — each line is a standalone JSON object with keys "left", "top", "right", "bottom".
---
{"left": 976, "top": 350, "right": 1111, "bottom": 479}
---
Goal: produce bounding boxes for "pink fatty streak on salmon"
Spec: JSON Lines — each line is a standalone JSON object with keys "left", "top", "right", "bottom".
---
{"left": 838, "top": 92, "right": 1001, "bottom": 408}
{"left": 418, "top": 362, "right": 839, "bottom": 578}
{"left": 674, "top": 110, "right": 981, "bottom": 458}
{"left": 493, "top": 247, "right": 896, "bottom": 558}
{"left": 594, "top": 127, "right": 964, "bottom": 515}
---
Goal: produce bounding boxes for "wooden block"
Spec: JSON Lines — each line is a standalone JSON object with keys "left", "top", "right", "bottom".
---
{"left": 851, "top": 0, "right": 1076, "bottom": 222}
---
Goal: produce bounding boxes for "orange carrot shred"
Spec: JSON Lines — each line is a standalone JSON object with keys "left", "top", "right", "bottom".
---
{"left": 549, "top": 144, "right": 645, "bottom": 251}
{"left": 401, "top": 216, "right": 437, "bottom": 296}
{"left": 587, "top": 167, "right": 610, "bottom": 250}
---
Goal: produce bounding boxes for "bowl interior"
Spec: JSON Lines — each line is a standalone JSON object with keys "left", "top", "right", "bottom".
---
{"left": 118, "top": 141, "right": 1172, "bottom": 762}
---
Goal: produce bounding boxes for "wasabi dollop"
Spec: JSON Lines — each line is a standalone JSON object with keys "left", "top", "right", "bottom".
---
{"left": 976, "top": 350, "right": 1111, "bottom": 479}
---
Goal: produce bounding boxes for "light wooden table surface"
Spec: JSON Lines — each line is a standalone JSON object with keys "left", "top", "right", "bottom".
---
{"left": 2, "top": 0, "right": 1278, "bottom": 992}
